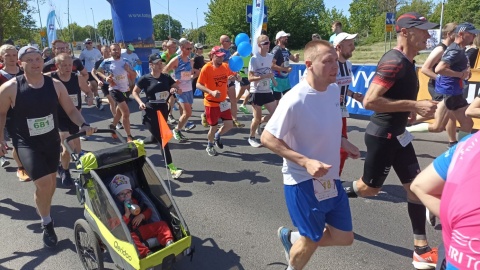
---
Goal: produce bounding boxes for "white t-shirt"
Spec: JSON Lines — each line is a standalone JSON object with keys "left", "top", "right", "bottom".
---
{"left": 265, "top": 81, "right": 342, "bottom": 185}
{"left": 249, "top": 53, "right": 274, "bottom": 93}
{"left": 121, "top": 52, "right": 140, "bottom": 67}
{"left": 99, "top": 57, "right": 130, "bottom": 92}
{"left": 79, "top": 48, "right": 102, "bottom": 72}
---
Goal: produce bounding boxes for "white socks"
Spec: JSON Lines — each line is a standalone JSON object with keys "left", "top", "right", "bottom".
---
{"left": 406, "top": 123, "right": 429, "bottom": 133}
{"left": 290, "top": 231, "right": 300, "bottom": 244}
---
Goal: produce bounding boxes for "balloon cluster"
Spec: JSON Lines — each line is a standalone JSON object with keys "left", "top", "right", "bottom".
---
{"left": 228, "top": 32, "right": 252, "bottom": 72}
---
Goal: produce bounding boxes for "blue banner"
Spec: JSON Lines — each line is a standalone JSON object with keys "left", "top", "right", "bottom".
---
{"left": 289, "top": 64, "right": 376, "bottom": 116}
{"left": 250, "top": 0, "right": 264, "bottom": 55}
{"left": 134, "top": 64, "right": 142, "bottom": 83}
{"left": 107, "top": 0, "right": 155, "bottom": 74}
{"left": 46, "top": 9, "right": 57, "bottom": 47}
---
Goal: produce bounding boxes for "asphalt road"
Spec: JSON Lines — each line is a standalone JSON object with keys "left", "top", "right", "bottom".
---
{"left": 0, "top": 97, "right": 446, "bottom": 270}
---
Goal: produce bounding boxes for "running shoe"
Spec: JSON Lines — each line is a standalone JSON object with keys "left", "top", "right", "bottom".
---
{"left": 277, "top": 226, "right": 292, "bottom": 264}
{"left": 0, "top": 156, "right": 10, "bottom": 167}
{"left": 412, "top": 248, "right": 438, "bottom": 269}
{"left": 170, "top": 168, "right": 184, "bottom": 179}
{"left": 16, "top": 168, "right": 31, "bottom": 182}
{"left": 184, "top": 122, "right": 196, "bottom": 131}
{"left": 127, "top": 135, "right": 135, "bottom": 143}
{"left": 239, "top": 105, "right": 251, "bottom": 114}
{"left": 62, "top": 170, "right": 74, "bottom": 187}
{"left": 168, "top": 114, "right": 177, "bottom": 124}
{"left": 109, "top": 124, "right": 118, "bottom": 139}
{"left": 201, "top": 113, "right": 208, "bottom": 127}
{"left": 95, "top": 96, "right": 104, "bottom": 110}
{"left": 79, "top": 136, "right": 88, "bottom": 141}
{"left": 426, "top": 208, "right": 436, "bottom": 227}
{"left": 233, "top": 120, "right": 245, "bottom": 128}
{"left": 42, "top": 221, "right": 58, "bottom": 248}
{"left": 116, "top": 122, "right": 124, "bottom": 130}
{"left": 173, "top": 129, "right": 188, "bottom": 142}
{"left": 206, "top": 146, "right": 217, "bottom": 156}
{"left": 214, "top": 138, "right": 224, "bottom": 149}
{"left": 261, "top": 105, "right": 266, "bottom": 110}
{"left": 248, "top": 138, "right": 262, "bottom": 148}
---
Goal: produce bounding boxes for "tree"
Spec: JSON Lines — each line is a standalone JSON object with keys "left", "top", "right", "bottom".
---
{"left": 97, "top": 19, "right": 114, "bottom": 42}
{"left": 0, "top": 0, "right": 39, "bottom": 45}
{"left": 349, "top": 0, "right": 381, "bottom": 39}
{"left": 318, "top": 7, "right": 350, "bottom": 41}
{"left": 152, "top": 14, "right": 182, "bottom": 40}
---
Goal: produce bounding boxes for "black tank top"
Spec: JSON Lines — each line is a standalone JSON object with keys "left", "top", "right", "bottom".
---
{"left": 13, "top": 75, "right": 59, "bottom": 143}
{"left": 428, "top": 43, "right": 448, "bottom": 86}
{"left": 51, "top": 72, "right": 82, "bottom": 118}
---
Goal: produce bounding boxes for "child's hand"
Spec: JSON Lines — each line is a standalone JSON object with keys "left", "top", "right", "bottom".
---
{"left": 124, "top": 204, "right": 131, "bottom": 219}
{"left": 132, "top": 213, "right": 145, "bottom": 227}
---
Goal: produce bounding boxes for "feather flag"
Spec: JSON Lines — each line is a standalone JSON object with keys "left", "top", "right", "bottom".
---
{"left": 46, "top": 7, "right": 57, "bottom": 47}
{"left": 250, "top": 0, "right": 265, "bottom": 55}
{"left": 157, "top": 110, "right": 172, "bottom": 148}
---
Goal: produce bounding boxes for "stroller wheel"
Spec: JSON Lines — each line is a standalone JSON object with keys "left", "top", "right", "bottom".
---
{"left": 74, "top": 219, "right": 104, "bottom": 270}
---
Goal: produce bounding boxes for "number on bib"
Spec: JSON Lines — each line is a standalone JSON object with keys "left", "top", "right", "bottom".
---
{"left": 27, "top": 114, "right": 54, "bottom": 136}
{"left": 313, "top": 179, "right": 338, "bottom": 202}
{"left": 69, "top": 94, "right": 79, "bottom": 107}
{"left": 397, "top": 130, "right": 414, "bottom": 147}
{"left": 219, "top": 100, "right": 231, "bottom": 112}
{"left": 155, "top": 91, "right": 169, "bottom": 102}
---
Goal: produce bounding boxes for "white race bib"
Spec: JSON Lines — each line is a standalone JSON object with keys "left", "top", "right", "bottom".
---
{"left": 397, "top": 130, "right": 414, "bottom": 147}
{"left": 341, "top": 105, "right": 349, "bottom": 118}
{"left": 69, "top": 94, "right": 79, "bottom": 107}
{"left": 219, "top": 100, "right": 231, "bottom": 112}
{"left": 313, "top": 179, "right": 338, "bottom": 202}
{"left": 154, "top": 91, "right": 169, "bottom": 102}
{"left": 27, "top": 114, "right": 54, "bottom": 136}
{"left": 180, "top": 71, "right": 191, "bottom": 81}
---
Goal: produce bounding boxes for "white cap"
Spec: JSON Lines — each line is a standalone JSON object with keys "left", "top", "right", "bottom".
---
{"left": 275, "top": 30, "right": 290, "bottom": 40}
{"left": 179, "top": 38, "right": 188, "bottom": 43}
{"left": 333, "top": 32, "right": 358, "bottom": 46}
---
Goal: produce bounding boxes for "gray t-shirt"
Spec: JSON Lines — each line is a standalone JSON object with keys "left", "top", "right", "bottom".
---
{"left": 249, "top": 53, "right": 274, "bottom": 93}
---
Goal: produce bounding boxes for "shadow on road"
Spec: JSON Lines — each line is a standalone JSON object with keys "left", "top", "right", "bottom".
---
{"left": 363, "top": 184, "right": 407, "bottom": 204}
{"left": 354, "top": 233, "right": 411, "bottom": 258}
{"left": 178, "top": 169, "right": 270, "bottom": 185}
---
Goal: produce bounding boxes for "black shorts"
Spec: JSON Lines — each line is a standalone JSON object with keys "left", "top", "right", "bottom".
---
{"left": 228, "top": 81, "right": 235, "bottom": 88}
{"left": 110, "top": 89, "right": 128, "bottom": 103}
{"left": 87, "top": 72, "right": 95, "bottom": 82}
{"left": 101, "top": 84, "right": 110, "bottom": 96}
{"left": 361, "top": 122, "right": 420, "bottom": 188}
{"left": 249, "top": 92, "right": 275, "bottom": 107}
{"left": 58, "top": 116, "right": 79, "bottom": 135}
{"left": 444, "top": 94, "right": 468, "bottom": 110}
{"left": 14, "top": 136, "right": 61, "bottom": 181}
{"left": 428, "top": 83, "right": 444, "bottom": 101}
{"left": 240, "top": 77, "right": 250, "bottom": 87}
{"left": 272, "top": 88, "right": 291, "bottom": 101}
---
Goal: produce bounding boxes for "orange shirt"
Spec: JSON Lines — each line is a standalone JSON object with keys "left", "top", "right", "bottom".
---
{"left": 197, "top": 62, "right": 235, "bottom": 107}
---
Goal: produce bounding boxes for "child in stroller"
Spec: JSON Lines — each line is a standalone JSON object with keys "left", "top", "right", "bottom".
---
{"left": 109, "top": 174, "right": 174, "bottom": 258}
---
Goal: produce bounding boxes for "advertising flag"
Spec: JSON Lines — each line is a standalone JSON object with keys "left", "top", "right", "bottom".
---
{"left": 46, "top": 8, "right": 57, "bottom": 47}
{"left": 250, "top": 0, "right": 264, "bottom": 55}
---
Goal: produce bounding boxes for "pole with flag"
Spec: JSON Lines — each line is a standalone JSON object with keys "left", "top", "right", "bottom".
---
{"left": 46, "top": 7, "right": 57, "bottom": 47}
{"left": 157, "top": 111, "right": 173, "bottom": 149}
{"left": 250, "top": 0, "right": 264, "bottom": 55}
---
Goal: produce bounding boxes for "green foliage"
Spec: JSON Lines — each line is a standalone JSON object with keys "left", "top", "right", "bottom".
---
{"left": 318, "top": 7, "right": 350, "bottom": 41}
{"left": 349, "top": 0, "right": 381, "bottom": 40}
{"left": 152, "top": 14, "right": 182, "bottom": 40}
{"left": 0, "top": 0, "right": 39, "bottom": 45}
{"left": 97, "top": 19, "right": 114, "bottom": 42}
{"left": 204, "top": 0, "right": 250, "bottom": 45}
{"left": 183, "top": 26, "right": 207, "bottom": 44}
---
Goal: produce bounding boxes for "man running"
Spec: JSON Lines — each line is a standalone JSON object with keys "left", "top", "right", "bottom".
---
{"left": 341, "top": 12, "right": 440, "bottom": 269}
{"left": 271, "top": 31, "right": 300, "bottom": 102}
{"left": 96, "top": 43, "right": 137, "bottom": 142}
{"left": 0, "top": 46, "right": 96, "bottom": 247}
{"left": 92, "top": 45, "right": 116, "bottom": 117}
{"left": 196, "top": 46, "right": 237, "bottom": 156}
{"left": 79, "top": 38, "right": 103, "bottom": 110}
{"left": 262, "top": 40, "right": 360, "bottom": 270}
{"left": 161, "top": 40, "right": 179, "bottom": 124}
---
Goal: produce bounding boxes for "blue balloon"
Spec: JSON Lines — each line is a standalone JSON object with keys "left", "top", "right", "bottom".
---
{"left": 237, "top": 42, "right": 252, "bottom": 57}
{"left": 228, "top": 56, "right": 243, "bottom": 72}
{"left": 235, "top": 33, "right": 250, "bottom": 46}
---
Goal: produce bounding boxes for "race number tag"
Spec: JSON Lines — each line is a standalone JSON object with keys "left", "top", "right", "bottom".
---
{"left": 313, "top": 179, "right": 338, "bottom": 202}
{"left": 155, "top": 91, "right": 169, "bottom": 102}
{"left": 397, "top": 130, "right": 414, "bottom": 147}
{"left": 180, "top": 71, "right": 191, "bottom": 81}
{"left": 27, "top": 114, "right": 54, "bottom": 136}
{"left": 219, "top": 100, "right": 231, "bottom": 112}
{"left": 69, "top": 94, "right": 79, "bottom": 107}
{"left": 341, "top": 105, "right": 350, "bottom": 118}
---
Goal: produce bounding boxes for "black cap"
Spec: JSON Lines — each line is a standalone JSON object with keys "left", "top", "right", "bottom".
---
{"left": 395, "top": 12, "right": 439, "bottom": 33}
{"left": 455, "top": 22, "right": 480, "bottom": 34}
{"left": 18, "top": 46, "right": 41, "bottom": 60}
{"left": 148, "top": 53, "right": 164, "bottom": 63}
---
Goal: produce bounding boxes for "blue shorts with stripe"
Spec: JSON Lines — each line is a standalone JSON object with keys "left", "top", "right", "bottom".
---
{"left": 284, "top": 179, "right": 352, "bottom": 242}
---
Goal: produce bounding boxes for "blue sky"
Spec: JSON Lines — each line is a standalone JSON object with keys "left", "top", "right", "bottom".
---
{"left": 33, "top": 0, "right": 350, "bottom": 29}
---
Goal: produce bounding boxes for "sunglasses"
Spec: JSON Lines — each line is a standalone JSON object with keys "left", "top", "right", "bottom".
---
{"left": 85, "top": 42, "right": 92, "bottom": 44}
{"left": 223, "top": 40, "right": 231, "bottom": 43}
{"left": 184, "top": 47, "right": 193, "bottom": 50}
{"left": 260, "top": 41, "right": 270, "bottom": 45}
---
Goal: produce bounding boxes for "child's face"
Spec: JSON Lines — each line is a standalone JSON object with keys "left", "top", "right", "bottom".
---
{"left": 116, "top": 189, "right": 132, "bottom": 202}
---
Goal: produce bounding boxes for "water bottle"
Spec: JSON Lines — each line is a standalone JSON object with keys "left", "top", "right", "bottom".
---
{"left": 124, "top": 199, "right": 141, "bottom": 215}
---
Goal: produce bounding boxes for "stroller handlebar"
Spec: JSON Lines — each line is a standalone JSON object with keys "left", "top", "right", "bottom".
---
{"left": 64, "top": 129, "right": 126, "bottom": 161}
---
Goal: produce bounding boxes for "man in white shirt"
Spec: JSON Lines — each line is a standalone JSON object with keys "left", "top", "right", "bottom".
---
{"left": 261, "top": 40, "right": 360, "bottom": 270}
{"left": 79, "top": 38, "right": 103, "bottom": 108}
{"left": 121, "top": 44, "right": 142, "bottom": 98}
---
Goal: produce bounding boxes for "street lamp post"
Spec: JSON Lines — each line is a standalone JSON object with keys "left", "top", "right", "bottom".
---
{"left": 196, "top": 8, "right": 199, "bottom": 29}
{"left": 91, "top": 8, "right": 98, "bottom": 45}
{"left": 167, "top": 0, "right": 171, "bottom": 38}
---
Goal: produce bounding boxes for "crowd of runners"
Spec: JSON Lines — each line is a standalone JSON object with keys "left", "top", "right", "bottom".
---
{"left": 0, "top": 10, "right": 480, "bottom": 270}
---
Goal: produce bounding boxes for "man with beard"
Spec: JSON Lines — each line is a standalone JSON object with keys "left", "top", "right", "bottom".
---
{"left": 271, "top": 31, "right": 300, "bottom": 102}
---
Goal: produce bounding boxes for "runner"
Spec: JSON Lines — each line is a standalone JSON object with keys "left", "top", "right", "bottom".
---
{"left": 92, "top": 45, "right": 116, "bottom": 117}
{"left": 271, "top": 31, "right": 300, "bottom": 102}
{"left": 96, "top": 43, "right": 137, "bottom": 142}
{"left": 196, "top": 46, "right": 237, "bottom": 156}
{"left": 0, "top": 46, "right": 96, "bottom": 247}
{"left": 163, "top": 39, "right": 196, "bottom": 142}
{"left": 247, "top": 35, "right": 277, "bottom": 148}
{"left": 79, "top": 38, "right": 103, "bottom": 110}
{"left": 340, "top": 12, "right": 439, "bottom": 269}
{"left": 262, "top": 40, "right": 360, "bottom": 270}
{"left": 121, "top": 43, "right": 142, "bottom": 99}
{"left": 132, "top": 53, "right": 184, "bottom": 179}
{"left": 235, "top": 52, "right": 252, "bottom": 115}
{"left": 161, "top": 40, "right": 179, "bottom": 124}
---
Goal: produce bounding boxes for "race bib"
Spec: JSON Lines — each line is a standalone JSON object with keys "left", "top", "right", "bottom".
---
{"left": 69, "top": 94, "right": 79, "bottom": 107}
{"left": 114, "top": 74, "right": 126, "bottom": 81}
{"left": 313, "top": 179, "right": 338, "bottom": 202}
{"left": 341, "top": 105, "right": 349, "bottom": 118}
{"left": 154, "top": 91, "right": 169, "bottom": 102}
{"left": 27, "top": 114, "right": 54, "bottom": 136}
{"left": 180, "top": 71, "right": 191, "bottom": 81}
{"left": 219, "top": 100, "right": 231, "bottom": 112}
{"left": 397, "top": 130, "right": 414, "bottom": 147}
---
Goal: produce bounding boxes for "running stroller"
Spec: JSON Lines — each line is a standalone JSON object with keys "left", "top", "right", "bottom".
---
{"left": 65, "top": 130, "right": 193, "bottom": 270}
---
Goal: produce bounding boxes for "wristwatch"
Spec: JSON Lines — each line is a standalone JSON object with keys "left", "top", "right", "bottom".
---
{"left": 81, "top": 123, "right": 90, "bottom": 128}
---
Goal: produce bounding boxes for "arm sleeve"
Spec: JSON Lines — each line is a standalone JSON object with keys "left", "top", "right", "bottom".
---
{"left": 441, "top": 49, "right": 460, "bottom": 66}
{"left": 371, "top": 58, "right": 405, "bottom": 89}
{"left": 264, "top": 99, "right": 296, "bottom": 139}
{"left": 135, "top": 76, "right": 146, "bottom": 89}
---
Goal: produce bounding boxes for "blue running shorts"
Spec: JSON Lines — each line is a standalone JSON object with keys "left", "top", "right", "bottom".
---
{"left": 176, "top": 91, "right": 194, "bottom": 104}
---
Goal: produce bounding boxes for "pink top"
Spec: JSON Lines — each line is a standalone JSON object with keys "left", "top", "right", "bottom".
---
{"left": 441, "top": 133, "right": 480, "bottom": 269}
